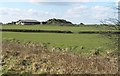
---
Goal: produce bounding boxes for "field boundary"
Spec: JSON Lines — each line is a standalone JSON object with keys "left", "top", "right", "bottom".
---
{"left": 0, "top": 29, "right": 120, "bottom": 34}
{"left": 0, "top": 29, "right": 73, "bottom": 34}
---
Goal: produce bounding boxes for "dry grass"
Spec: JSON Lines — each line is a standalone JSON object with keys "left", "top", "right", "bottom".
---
{"left": 1, "top": 39, "right": 118, "bottom": 75}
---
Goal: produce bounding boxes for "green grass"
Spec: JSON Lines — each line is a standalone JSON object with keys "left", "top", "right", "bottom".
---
{"left": 2, "top": 25, "right": 117, "bottom": 33}
{"left": 2, "top": 32, "right": 115, "bottom": 54}
{"left": 2, "top": 24, "right": 117, "bottom": 54}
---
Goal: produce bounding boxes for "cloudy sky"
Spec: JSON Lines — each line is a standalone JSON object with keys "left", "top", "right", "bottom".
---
{"left": 0, "top": 0, "right": 119, "bottom": 24}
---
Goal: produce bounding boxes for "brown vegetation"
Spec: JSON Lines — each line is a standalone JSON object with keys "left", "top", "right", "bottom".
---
{"left": 1, "top": 39, "right": 118, "bottom": 75}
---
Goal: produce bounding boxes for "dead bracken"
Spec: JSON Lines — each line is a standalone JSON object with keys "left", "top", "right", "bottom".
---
{"left": 1, "top": 39, "right": 118, "bottom": 75}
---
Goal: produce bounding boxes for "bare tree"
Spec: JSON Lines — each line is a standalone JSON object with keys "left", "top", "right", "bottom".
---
{"left": 99, "top": 2, "right": 120, "bottom": 55}
{"left": 100, "top": 2, "right": 120, "bottom": 30}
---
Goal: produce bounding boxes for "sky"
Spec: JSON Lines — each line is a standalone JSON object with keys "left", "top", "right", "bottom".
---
{"left": 0, "top": 0, "right": 119, "bottom": 24}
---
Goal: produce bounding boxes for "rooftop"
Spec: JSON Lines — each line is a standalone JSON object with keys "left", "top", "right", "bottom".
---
{"left": 18, "top": 20, "right": 40, "bottom": 22}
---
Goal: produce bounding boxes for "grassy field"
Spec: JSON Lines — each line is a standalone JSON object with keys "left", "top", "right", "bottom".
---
{"left": 2, "top": 25, "right": 118, "bottom": 33}
{"left": 2, "top": 32, "right": 115, "bottom": 54}
{"left": 1, "top": 25, "right": 118, "bottom": 74}
{"left": 1, "top": 24, "right": 118, "bottom": 54}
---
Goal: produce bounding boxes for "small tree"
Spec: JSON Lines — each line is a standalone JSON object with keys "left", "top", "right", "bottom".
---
{"left": 80, "top": 23, "right": 84, "bottom": 25}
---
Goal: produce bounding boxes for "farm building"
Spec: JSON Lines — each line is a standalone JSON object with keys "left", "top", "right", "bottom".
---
{"left": 16, "top": 20, "right": 41, "bottom": 25}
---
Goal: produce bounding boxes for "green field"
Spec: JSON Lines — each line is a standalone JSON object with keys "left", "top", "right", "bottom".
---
{"left": 2, "top": 24, "right": 118, "bottom": 54}
{"left": 2, "top": 25, "right": 117, "bottom": 33}
{"left": 1, "top": 25, "right": 118, "bottom": 74}
{"left": 2, "top": 32, "right": 115, "bottom": 54}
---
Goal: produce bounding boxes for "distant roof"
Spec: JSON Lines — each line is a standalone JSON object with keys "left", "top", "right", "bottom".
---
{"left": 18, "top": 20, "right": 40, "bottom": 22}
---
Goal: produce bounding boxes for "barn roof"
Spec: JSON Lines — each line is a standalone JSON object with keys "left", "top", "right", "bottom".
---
{"left": 18, "top": 20, "right": 40, "bottom": 23}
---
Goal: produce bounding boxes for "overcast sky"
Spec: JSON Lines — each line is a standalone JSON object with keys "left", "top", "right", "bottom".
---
{"left": 0, "top": 0, "right": 119, "bottom": 24}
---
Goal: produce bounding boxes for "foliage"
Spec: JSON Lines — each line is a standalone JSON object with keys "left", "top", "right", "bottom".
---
{"left": 46, "top": 18, "right": 73, "bottom": 25}
{"left": 1, "top": 39, "right": 118, "bottom": 74}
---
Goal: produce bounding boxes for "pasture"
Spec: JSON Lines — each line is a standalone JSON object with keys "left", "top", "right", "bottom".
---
{"left": 1, "top": 24, "right": 118, "bottom": 74}
{"left": 2, "top": 31, "right": 116, "bottom": 54}
{"left": 2, "top": 24, "right": 118, "bottom": 33}
{"left": 1, "top": 24, "right": 118, "bottom": 54}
